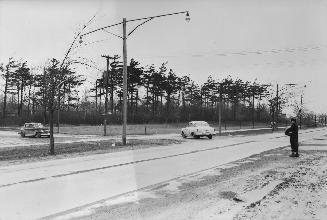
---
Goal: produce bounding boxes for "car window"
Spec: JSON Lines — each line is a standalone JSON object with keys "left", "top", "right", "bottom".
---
{"left": 35, "top": 124, "right": 44, "bottom": 128}
{"left": 202, "top": 122, "right": 209, "bottom": 126}
{"left": 194, "top": 122, "right": 209, "bottom": 127}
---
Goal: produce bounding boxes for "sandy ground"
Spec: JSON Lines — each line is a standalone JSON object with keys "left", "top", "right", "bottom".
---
{"left": 57, "top": 136, "right": 327, "bottom": 220}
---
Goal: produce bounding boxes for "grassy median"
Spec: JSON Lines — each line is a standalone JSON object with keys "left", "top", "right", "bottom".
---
{"left": 0, "top": 139, "right": 183, "bottom": 163}
{"left": 56, "top": 122, "right": 270, "bottom": 135}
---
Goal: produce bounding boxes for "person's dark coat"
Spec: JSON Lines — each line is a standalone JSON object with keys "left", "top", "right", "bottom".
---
{"left": 285, "top": 123, "right": 299, "bottom": 151}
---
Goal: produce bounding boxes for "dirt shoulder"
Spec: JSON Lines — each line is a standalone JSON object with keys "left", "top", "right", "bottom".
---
{"left": 59, "top": 137, "right": 327, "bottom": 220}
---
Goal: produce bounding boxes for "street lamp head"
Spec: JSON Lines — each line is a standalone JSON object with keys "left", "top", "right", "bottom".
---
{"left": 185, "top": 11, "right": 191, "bottom": 22}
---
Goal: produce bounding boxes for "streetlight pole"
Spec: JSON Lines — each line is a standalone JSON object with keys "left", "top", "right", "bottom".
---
{"left": 218, "top": 83, "right": 222, "bottom": 136}
{"left": 252, "top": 87, "right": 255, "bottom": 129}
{"left": 79, "top": 11, "right": 190, "bottom": 145}
{"left": 276, "top": 83, "right": 279, "bottom": 130}
{"left": 300, "top": 94, "right": 303, "bottom": 129}
{"left": 49, "top": 69, "right": 55, "bottom": 155}
{"left": 122, "top": 18, "right": 128, "bottom": 144}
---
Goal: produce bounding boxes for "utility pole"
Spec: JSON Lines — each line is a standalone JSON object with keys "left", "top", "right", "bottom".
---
{"left": 95, "top": 79, "right": 98, "bottom": 112}
{"left": 122, "top": 18, "right": 128, "bottom": 145}
{"left": 276, "top": 84, "right": 279, "bottom": 130}
{"left": 218, "top": 83, "right": 222, "bottom": 136}
{"left": 101, "top": 55, "right": 114, "bottom": 136}
{"left": 109, "top": 56, "right": 118, "bottom": 115}
{"left": 49, "top": 69, "right": 55, "bottom": 155}
{"left": 43, "top": 68, "right": 47, "bottom": 125}
{"left": 300, "top": 94, "right": 303, "bottom": 129}
{"left": 57, "top": 85, "right": 61, "bottom": 133}
{"left": 252, "top": 87, "right": 255, "bottom": 129}
{"left": 79, "top": 11, "right": 190, "bottom": 145}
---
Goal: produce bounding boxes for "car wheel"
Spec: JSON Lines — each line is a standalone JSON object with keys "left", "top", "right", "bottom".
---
{"left": 207, "top": 134, "right": 213, "bottom": 139}
{"left": 181, "top": 132, "right": 187, "bottom": 138}
{"left": 20, "top": 132, "right": 25, "bottom": 138}
{"left": 35, "top": 133, "right": 41, "bottom": 138}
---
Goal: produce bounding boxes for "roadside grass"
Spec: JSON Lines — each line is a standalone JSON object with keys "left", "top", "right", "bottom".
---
{"left": 0, "top": 122, "right": 271, "bottom": 135}
{"left": 0, "top": 127, "right": 280, "bottom": 165}
{"left": 0, "top": 123, "right": 286, "bottom": 165}
{"left": 58, "top": 122, "right": 270, "bottom": 136}
{"left": 0, "top": 139, "right": 183, "bottom": 163}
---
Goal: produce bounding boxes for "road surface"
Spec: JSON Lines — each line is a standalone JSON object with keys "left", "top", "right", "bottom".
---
{"left": 0, "top": 128, "right": 325, "bottom": 219}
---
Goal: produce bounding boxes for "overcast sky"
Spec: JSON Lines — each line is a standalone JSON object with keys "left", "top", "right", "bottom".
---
{"left": 1, "top": 0, "right": 327, "bottom": 114}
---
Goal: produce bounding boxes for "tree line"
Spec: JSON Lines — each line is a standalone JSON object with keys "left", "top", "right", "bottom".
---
{"left": 0, "top": 56, "right": 320, "bottom": 127}
{"left": 0, "top": 57, "right": 84, "bottom": 125}
{"left": 89, "top": 56, "right": 282, "bottom": 125}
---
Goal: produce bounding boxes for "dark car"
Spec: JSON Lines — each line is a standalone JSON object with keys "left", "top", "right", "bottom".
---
{"left": 19, "top": 123, "right": 50, "bottom": 138}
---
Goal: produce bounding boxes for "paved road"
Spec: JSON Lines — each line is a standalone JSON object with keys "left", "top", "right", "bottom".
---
{"left": 0, "top": 128, "right": 325, "bottom": 219}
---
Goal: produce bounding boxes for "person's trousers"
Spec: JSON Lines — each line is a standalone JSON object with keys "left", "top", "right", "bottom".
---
{"left": 290, "top": 140, "right": 298, "bottom": 153}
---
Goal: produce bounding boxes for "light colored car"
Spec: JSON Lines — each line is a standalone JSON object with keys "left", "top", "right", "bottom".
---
{"left": 19, "top": 123, "right": 50, "bottom": 138}
{"left": 181, "top": 121, "right": 215, "bottom": 139}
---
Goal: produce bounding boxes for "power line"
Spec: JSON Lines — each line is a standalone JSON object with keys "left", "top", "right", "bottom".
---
{"left": 134, "top": 44, "right": 326, "bottom": 59}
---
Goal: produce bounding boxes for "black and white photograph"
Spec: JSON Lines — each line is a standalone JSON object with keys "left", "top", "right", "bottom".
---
{"left": 1, "top": 0, "right": 327, "bottom": 219}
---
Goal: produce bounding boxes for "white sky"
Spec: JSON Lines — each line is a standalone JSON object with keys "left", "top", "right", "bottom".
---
{"left": 1, "top": 0, "right": 327, "bottom": 114}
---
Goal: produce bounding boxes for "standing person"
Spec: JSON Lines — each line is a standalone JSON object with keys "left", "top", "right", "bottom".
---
{"left": 285, "top": 118, "right": 299, "bottom": 157}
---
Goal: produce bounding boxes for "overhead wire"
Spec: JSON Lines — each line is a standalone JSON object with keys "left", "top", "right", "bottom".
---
{"left": 136, "top": 44, "right": 326, "bottom": 59}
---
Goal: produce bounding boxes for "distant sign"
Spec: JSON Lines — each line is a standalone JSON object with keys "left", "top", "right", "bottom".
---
{"left": 6, "top": 113, "right": 17, "bottom": 117}
{"left": 101, "top": 112, "right": 113, "bottom": 116}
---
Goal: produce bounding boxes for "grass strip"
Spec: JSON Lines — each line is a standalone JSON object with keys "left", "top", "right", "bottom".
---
{"left": 0, "top": 139, "right": 183, "bottom": 162}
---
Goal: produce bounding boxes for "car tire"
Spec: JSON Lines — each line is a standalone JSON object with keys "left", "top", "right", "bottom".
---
{"left": 207, "top": 134, "right": 213, "bottom": 139}
{"left": 20, "top": 132, "right": 25, "bottom": 138}
{"left": 181, "top": 132, "right": 187, "bottom": 138}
